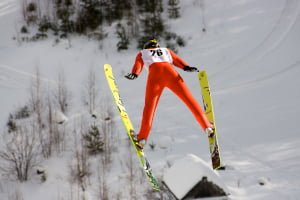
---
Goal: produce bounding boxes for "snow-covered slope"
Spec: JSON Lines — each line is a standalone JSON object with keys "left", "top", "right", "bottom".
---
{"left": 1, "top": 0, "right": 300, "bottom": 199}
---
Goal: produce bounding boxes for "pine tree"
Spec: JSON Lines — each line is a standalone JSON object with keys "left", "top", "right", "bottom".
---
{"left": 20, "top": 0, "right": 185, "bottom": 51}
{"left": 24, "top": 2, "right": 38, "bottom": 25}
{"left": 137, "top": 0, "right": 165, "bottom": 48}
{"left": 168, "top": 0, "right": 180, "bottom": 19}
{"left": 55, "top": 0, "right": 75, "bottom": 36}
{"left": 110, "top": 0, "right": 132, "bottom": 22}
{"left": 83, "top": 125, "right": 104, "bottom": 155}
{"left": 76, "top": 0, "right": 103, "bottom": 33}
{"left": 15, "top": 106, "right": 31, "bottom": 119}
{"left": 116, "top": 23, "right": 130, "bottom": 51}
{"left": 7, "top": 114, "right": 17, "bottom": 133}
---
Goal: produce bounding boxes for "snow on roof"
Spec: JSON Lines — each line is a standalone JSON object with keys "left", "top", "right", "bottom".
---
{"left": 163, "top": 154, "right": 227, "bottom": 200}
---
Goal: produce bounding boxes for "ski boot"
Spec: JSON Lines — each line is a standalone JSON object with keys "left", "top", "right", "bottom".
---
{"left": 205, "top": 127, "right": 215, "bottom": 137}
{"left": 130, "top": 130, "right": 146, "bottom": 150}
{"left": 135, "top": 139, "right": 146, "bottom": 150}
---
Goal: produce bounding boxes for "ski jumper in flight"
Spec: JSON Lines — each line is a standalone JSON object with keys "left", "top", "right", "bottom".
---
{"left": 125, "top": 39, "right": 214, "bottom": 148}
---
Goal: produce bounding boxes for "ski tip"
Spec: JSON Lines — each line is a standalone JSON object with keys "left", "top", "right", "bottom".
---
{"left": 104, "top": 63, "right": 111, "bottom": 69}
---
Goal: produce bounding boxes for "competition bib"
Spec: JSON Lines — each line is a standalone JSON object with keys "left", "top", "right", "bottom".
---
{"left": 141, "top": 48, "right": 173, "bottom": 67}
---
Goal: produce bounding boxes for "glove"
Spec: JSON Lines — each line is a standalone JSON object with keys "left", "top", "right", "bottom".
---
{"left": 125, "top": 73, "right": 138, "bottom": 80}
{"left": 183, "top": 66, "right": 199, "bottom": 72}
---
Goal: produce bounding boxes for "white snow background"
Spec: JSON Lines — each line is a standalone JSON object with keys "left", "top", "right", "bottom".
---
{"left": 1, "top": 0, "right": 300, "bottom": 199}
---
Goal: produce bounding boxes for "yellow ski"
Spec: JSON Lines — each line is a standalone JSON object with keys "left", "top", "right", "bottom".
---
{"left": 198, "top": 70, "right": 223, "bottom": 170}
{"left": 104, "top": 64, "right": 160, "bottom": 191}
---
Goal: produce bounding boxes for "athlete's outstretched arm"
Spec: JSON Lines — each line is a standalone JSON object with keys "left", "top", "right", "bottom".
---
{"left": 169, "top": 49, "right": 198, "bottom": 72}
{"left": 131, "top": 52, "right": 144, "bottom": 75}
{"left": 125, "top": 52, "right": 144, "bottom": 80}
{"left": 168, "top": 49, "right": 188, "bottom": 69}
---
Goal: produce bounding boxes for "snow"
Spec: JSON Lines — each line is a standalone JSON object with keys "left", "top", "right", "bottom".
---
{"left": 1, "top": 0, "right": 300, "bottom": 199}
{"left": 163, "top": 154, "right": 227, "bottom": 199}
{"left": 53, "top": 110, "right": 68, "bottom": 124}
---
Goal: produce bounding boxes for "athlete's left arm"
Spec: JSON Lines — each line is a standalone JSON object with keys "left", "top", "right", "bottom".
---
{"left": 168, "top": 49, "right": 199, "bottom": 72}
{"left": 168, "top": 49, "right": 189, "bottom": 69}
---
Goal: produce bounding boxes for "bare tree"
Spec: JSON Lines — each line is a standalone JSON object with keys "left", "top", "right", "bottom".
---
{"left": 96, "top": 157, "right": 109, "bottom": 200}
{"left": 73, "top": 146, "right": 90, "bottom": 192}
{"left": 54, "top": 69, "right": 71, "bottom": 114}
{"left": 8, "top": 187, "right": 24, "bottom": 200}
{"left": 199, "top": 0, "right": 207, "bottom": 32}
{"left": 96, "top": 98, "right": 116, "bottom": 167}
{"left": 29, "top": 67, "right": 44, "bottom": 131}
{"left": 70, "top": 122, "right": 91, "bottom": 194}
{"left": 28, "top": 67, "right": 68, "bottom": 158}
{"left": 0, "top": 123, "right": 40, "bottom": 182}
{"left": 45, "top": 69, "right": 70, "bottom": 155}
{"left": 126, "top": 148, "right": 138, "bottom": 200}
{"left": 45, "top": 91, "right": 67, "bottom": 156}
{"left": 45, "top": 92, "right": 54, "bottom": 157}
{"left": 29, "top": 67, "right": 53, "bottom": 158}
{"left": 82, "top": 67, "right": 99, "bottom": 114}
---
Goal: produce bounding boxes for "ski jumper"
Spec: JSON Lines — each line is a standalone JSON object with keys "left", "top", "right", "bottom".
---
{"left": 131, "top": 48, "right": 212, "bottom": 141}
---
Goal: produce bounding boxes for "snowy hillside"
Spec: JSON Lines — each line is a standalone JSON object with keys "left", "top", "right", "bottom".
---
{"left": 1, "top": 0, "right": 300, "bottom": 199}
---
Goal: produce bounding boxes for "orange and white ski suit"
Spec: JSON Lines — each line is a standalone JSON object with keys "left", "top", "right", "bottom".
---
{"left": 131, "top": 47, "right": 212, "bottom": 141}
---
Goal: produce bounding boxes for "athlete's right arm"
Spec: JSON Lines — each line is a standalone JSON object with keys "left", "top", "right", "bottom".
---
{"left": 125, "top": 52, "right": 143, "bottom": 80}
{"left": 131, "top": 52, "right": 144, "bottom": 75}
